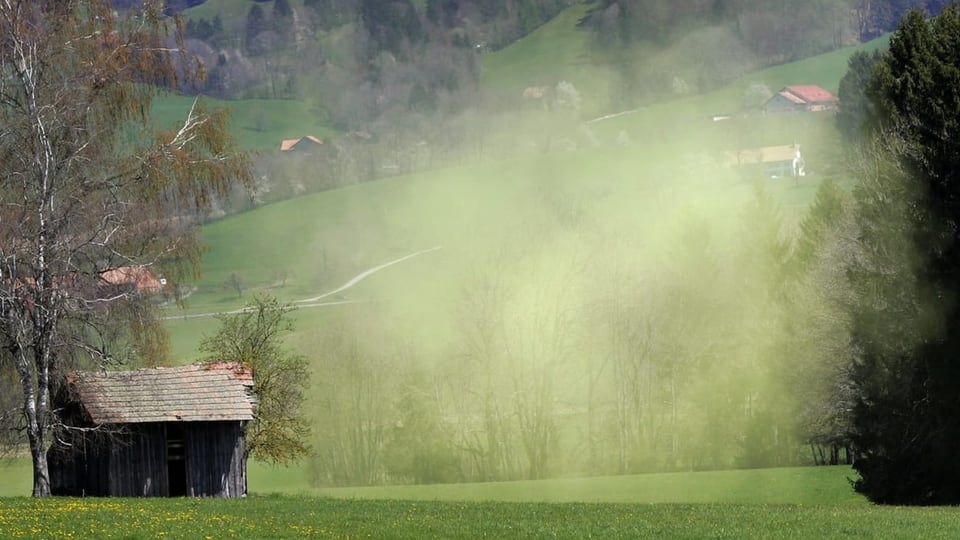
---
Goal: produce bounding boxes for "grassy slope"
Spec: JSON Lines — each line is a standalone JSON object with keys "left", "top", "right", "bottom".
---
{"left": 480, "top": 3, "right": 613, "bottom": 115}
{"left": 0, "top": 457, "right": 857, "bottom": 502}
{"left": 180, "top": 0, "right": 259, "bottom": 25}
{"left": 152, "top": 94, "right": 336, "bottom": 152}
{"left": 254, "top": 465, "right": 864, "bottom": 505}
{"left": 585, "top": 34, "right": 890, "bottom": 146}
{"left": 161, "top": 20, "right": 893, "bottom": 355}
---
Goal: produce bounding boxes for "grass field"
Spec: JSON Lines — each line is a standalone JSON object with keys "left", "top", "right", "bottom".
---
{"left": 4, "top": 464, "right": 960, "bottom": 538}
{"left": 480, "top": 3, "right": 615, "bottom": 116}
{"left": 7, "top": 497, "right": 960, "bottom": 539}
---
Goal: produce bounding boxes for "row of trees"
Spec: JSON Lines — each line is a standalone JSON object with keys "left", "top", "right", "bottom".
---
{"left": 302, "top": 173, "right": 854, "bottom": 486}
{"left": 305, "top": 5, "right": 960, "bottom": 502}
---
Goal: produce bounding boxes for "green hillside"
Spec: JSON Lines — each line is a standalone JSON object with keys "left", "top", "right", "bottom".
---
{"left": 173, "top": 31, "right": 892, "bottom": 317}
{"left": 584, "top": 34, "right": 890, "bottom": 143}
{"left": 480, "top": 2, "right": 614, "bottom": 112}
{"left": 152, "top": 95, "right": 336, "bottom": 152}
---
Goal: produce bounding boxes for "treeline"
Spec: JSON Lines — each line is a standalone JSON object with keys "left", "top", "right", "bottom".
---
{"left": 303, "top": 3, "right": 960, "bottom": 497}
{"left": 172, "top": 0, "right": 581, "bottom": 215}
{"left": 181, "top": 0, "right": 572, "bottom": 120}
{"left": 175, "top": 0, "right": 956, "bottom": 129}
{"left": 301, "top": 173, "right": 855, "bottom": 487}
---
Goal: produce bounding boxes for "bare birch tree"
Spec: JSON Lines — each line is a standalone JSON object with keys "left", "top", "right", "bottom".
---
{"left": 0, "top": 0, "right": 250, "bottom": 496}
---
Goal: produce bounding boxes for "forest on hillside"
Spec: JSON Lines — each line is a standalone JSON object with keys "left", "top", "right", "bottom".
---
{"left": 178, "top": 0, "right": 954, "bottom": 113}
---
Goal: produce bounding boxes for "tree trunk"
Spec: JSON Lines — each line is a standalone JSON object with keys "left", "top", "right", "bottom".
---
{"left": 19, "top": 362, "right": 51, "bottom": 496}
{"left": 29, "top": 430, "right": 51, "bottom": 497}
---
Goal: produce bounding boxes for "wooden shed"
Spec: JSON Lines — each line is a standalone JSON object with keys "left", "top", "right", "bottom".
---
{"left": 49, "top": 362, "right": 255, "bottom": 498}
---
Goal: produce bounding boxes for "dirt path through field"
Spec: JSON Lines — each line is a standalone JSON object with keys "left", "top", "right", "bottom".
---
{"left": 163, "top": 246, "right": 443, "bottom": 320}
{"left": 295, "top": 246, "right": 442, "bottom": 303}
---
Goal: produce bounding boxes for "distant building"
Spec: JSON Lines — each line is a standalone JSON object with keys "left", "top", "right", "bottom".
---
{"left": 99, "top": 265, "right": 165, "bottom": 295}
{"left": 725, "top": 144, "right": 805, "bottom": 178}
{"left": 279, "top": 135, "right": 324, "bottom": 153}
{"left": 764, "top": 85, "right": 838, "bottom": 113}
{"left": 522, "top": 86, "right": 549, "bottom": 100}
{"left": 49, "top": 362, "right": 255, "bottom": 498}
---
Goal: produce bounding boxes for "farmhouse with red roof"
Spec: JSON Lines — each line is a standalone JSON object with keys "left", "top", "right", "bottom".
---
{"left": 99, "top": 265, "right": 165, "bottom": 295}
{"left": 764, "top": 85, "right": 838, "bottom": 113}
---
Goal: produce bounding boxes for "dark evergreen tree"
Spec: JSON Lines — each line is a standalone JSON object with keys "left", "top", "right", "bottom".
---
{"left": 427, "top": 0, "right": 459, "bottom": 28}
{"left": 794, "top": 178, "right": 848, "bottom": 272}
{"left": 360, "top": 0, "right": 424, "bottom": 59}
{"left": 245, "top": 4, "right": 268, "bottom": 54}
{"left": 303, "top": 0, "right": 358, "bottom": 30}
{"left": 272, "top": 0, "right": 294, "bottom": 49}
{"left": 274, "top": 0, "right": 293, "bottom": 19}
{"left": 846, "top": 4, "right": 960, "bottom": 505}
{"left": 836, "top": 50, "right": 882, "bottom": 142}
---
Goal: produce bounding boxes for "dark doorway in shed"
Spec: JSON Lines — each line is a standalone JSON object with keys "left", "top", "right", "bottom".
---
{"left": 166, "top": 424, "right": 187, "bottom": 496}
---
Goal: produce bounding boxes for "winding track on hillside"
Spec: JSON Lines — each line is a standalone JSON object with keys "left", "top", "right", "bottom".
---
{"left": 162, "top": 246, "right": 443, "bottom": 320}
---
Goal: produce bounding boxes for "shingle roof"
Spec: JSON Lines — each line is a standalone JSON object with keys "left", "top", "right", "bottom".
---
{"left": 99, "top": 266, "right": 164, "bottom": 293}
{"left": 69, "top": 362, "right": 255, "bottom": 424}
{"left": 780, "top": 85, "right": 838, "bottom": 104}
{"left": 280, "top": 135, "right": 324, "bottom": 151}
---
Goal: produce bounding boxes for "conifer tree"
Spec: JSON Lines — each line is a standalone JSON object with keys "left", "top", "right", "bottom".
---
{"left": 845, "top": 4, "right": 960, "bottom": 504}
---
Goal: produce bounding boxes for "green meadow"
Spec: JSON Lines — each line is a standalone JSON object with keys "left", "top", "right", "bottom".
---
{"left": 10, "top": 496, "right": 960, "bottom": 539}
{"left": 4, "top": 463, "right": 960, "bottom": 538}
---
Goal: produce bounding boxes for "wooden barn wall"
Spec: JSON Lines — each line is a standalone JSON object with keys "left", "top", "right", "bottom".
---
{"left": 184, "top": 421, "right": 247, "bottom": 497}
{"left": 49, "top": 432, "right": 113, "bottom": 496}
{"left": 49, "top": 424, "right": 166, "bottom": 497}
{"left": 50, "top": 421, "right": 247, "bottom": 497}
{"left": 109, "top": 423, "right": 168, "bottom": 497}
